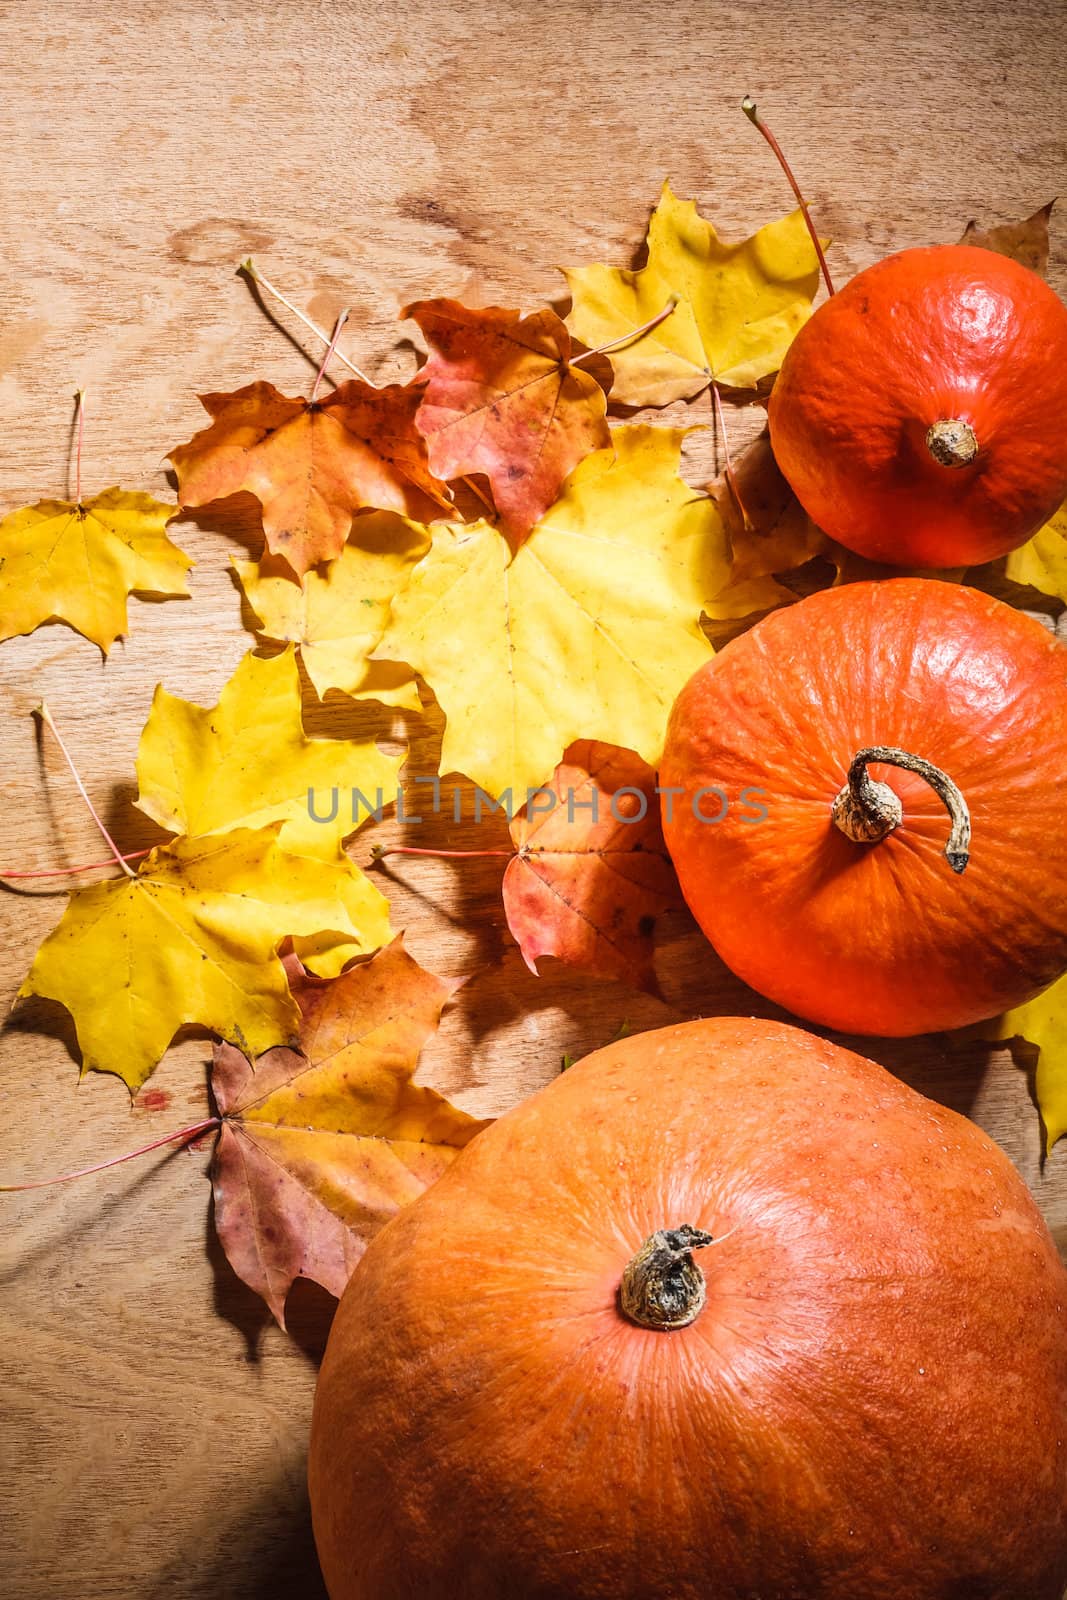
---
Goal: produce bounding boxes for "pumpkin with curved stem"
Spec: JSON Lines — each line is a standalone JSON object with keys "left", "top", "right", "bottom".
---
{"left": 659, "top": 578, "right": 1067, "bottom": 1036}
{"left": 767, "top": 244, "right": 1067, "bottom": 567}
{"left": 308, "top": 1017, "right": 1067, "bottom": 1600}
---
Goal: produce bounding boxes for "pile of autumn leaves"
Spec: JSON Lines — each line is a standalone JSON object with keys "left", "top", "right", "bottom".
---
{"left": 4, "top": 185, "right": 1066, "bottom": 1325}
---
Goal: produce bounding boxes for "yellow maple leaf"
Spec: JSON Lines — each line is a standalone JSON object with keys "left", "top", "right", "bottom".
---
{"left": 18, "top": 828, "right": 375, "bottom": 1091}
{"left": 135, "top": 646, "right": 400, "bottom": 858}
{"left": 375, "top": 425, "right": 722, "bottom": 799}
{"left": 967, "top": 978, "right": 1067, "bottom": 1153}
{"left": 134, "top": 646, "right": 396, "bottom": 976}
{"left": 0, "top": 489, "right": 192, "bottom": 653}
{"left": 234, "top": 511, "right": 428, "bottom": 709}
{"left": 564, "top": 182, "right": 824, "bottom": 406}
{"left": 1003, "top": 501, "right": 1067, "bottom": 600}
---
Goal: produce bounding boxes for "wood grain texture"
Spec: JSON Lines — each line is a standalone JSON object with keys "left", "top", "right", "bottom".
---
{"left": 1, "top": 2, "right": 1065, "bottom": 1594}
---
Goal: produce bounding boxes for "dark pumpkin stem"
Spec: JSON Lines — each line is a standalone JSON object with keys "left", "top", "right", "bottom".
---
{"left": 831, "top": 746, "right": 971, "bottom": 874}
{"left": 619, "top": 1224, "right": 714, "bottom": 1331}
{"left": 926, "top": 418, "right": 978, "bottom": 469}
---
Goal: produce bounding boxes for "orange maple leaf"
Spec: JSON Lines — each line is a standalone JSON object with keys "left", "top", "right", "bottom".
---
{"left": 170, "top": 378, "right": 450, "bottom": 575}
{"left": 210, "top": 938, "right": 485, "bottom": 1326}
{"left": 503, "top": 741, "right": 683, "bottom": 991}
{"left": 405, "top": 298, "right": 613, "bottom": 540}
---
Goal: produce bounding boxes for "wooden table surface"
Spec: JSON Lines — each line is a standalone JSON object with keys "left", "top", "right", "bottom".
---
{"left": 3, "top": 2, "right": 1066, "bottom": 1595}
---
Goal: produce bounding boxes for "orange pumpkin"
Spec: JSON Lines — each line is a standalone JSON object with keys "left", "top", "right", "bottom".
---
{"left": 767, "top": 244, "right": 1067, "bottom": 566}
{"left": 308, "top": 1017, "right": 1067, "bottom": 1600}
{"left": 659, "top": 578, "right": 1067, "bottom": 1036}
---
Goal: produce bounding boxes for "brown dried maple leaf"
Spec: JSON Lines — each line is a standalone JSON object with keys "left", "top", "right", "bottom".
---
{"left": 210, "top": 937, "right": 484, "bottom": 1326}
{"left": 170, "top": 378, "right": 451, "bottom": 576}
{"left": 959, "top": 200, "right": 1055, "bottom": 278}
{"left": 502, "top": 741, "right": 682, "bottom": 992}
{"left": 706, "top": 429, "right": 832, "bottom": 616}
{"left": 405, "top": 298, "right": 613, "bottom": 541}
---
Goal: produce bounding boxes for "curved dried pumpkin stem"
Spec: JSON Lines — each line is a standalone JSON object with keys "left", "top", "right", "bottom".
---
{"left": 831, "top": 745, "right": 971, "bottom": 874}
{"left": 619, "top": 1224, "right": 714, "bottom": 1331}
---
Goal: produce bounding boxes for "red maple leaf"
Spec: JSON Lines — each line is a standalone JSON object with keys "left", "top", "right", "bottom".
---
{"left": 405, "top": 298, "right": 613, "bottom": 540}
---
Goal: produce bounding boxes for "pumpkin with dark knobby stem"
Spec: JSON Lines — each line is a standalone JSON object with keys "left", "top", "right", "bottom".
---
{"left": 659, "top": 578, "right": 1067, "bottom": 1036}
{"left": 308, "top": 1017, "right": 1067, "bottom": 1600}
{"left": 767, "top": 244, "right": 1067, "bottom": 567}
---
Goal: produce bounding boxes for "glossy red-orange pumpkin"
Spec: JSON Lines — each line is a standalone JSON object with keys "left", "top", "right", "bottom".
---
{"left": 659, "top": 578, "right": 1067, "bottom": 1036}
{"left": 308, "top": 1017, "right": 1067, "bottom": 1600}
{"left": 768, "top": 244, "right": 1067, "bottom": 566}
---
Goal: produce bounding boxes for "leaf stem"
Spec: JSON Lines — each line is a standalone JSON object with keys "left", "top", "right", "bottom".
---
{"left": 239, "top": 259, "right": 375, "bottom": 384}
{"left": 711, "top": 381, "right": 751, "bottom": 531}
{"left": 36, "top": 704, "right": 136, "bottom": 879}
{"left": 371, "top": 843, "right": 514, "bottom": 861}
{"left": 0, "top": 1118, "right": 221, "bottom": 1192}
{"left": 73, "top": 387, "right": 86, "bottom": 504}
{"left": 1, "top": 848, "right": 152, "bottom": 880}
{"left": 570, "top": 299, "right": 677, "bottom": 365}
{"left": 742, "top": 96, "right": 835, "bottom": 297}
{"left": 461, "top": 475, "right": 496, "bottom": 516}
{"left": 310, "top": 308, "right": 350, "bottom": 403}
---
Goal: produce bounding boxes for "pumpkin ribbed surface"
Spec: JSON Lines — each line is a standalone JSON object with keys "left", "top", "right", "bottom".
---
{"left": 659, "top": 578, "right": 1067, "bottom": 1035}
{"left": 308, "top": 1017, "right": 1067, "bottom": 1600}
{"left": 767, "top": 244, "right": 1067, "bottom": 566}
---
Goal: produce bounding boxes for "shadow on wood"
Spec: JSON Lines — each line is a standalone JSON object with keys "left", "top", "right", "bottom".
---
{"left": 144, "top": 1476, "right": 327, "bottom": 1600}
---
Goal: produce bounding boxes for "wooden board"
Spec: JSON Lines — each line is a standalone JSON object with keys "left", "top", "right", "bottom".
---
{"left": 2, "top": 2, "right": 1065, "bottom": 1594}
